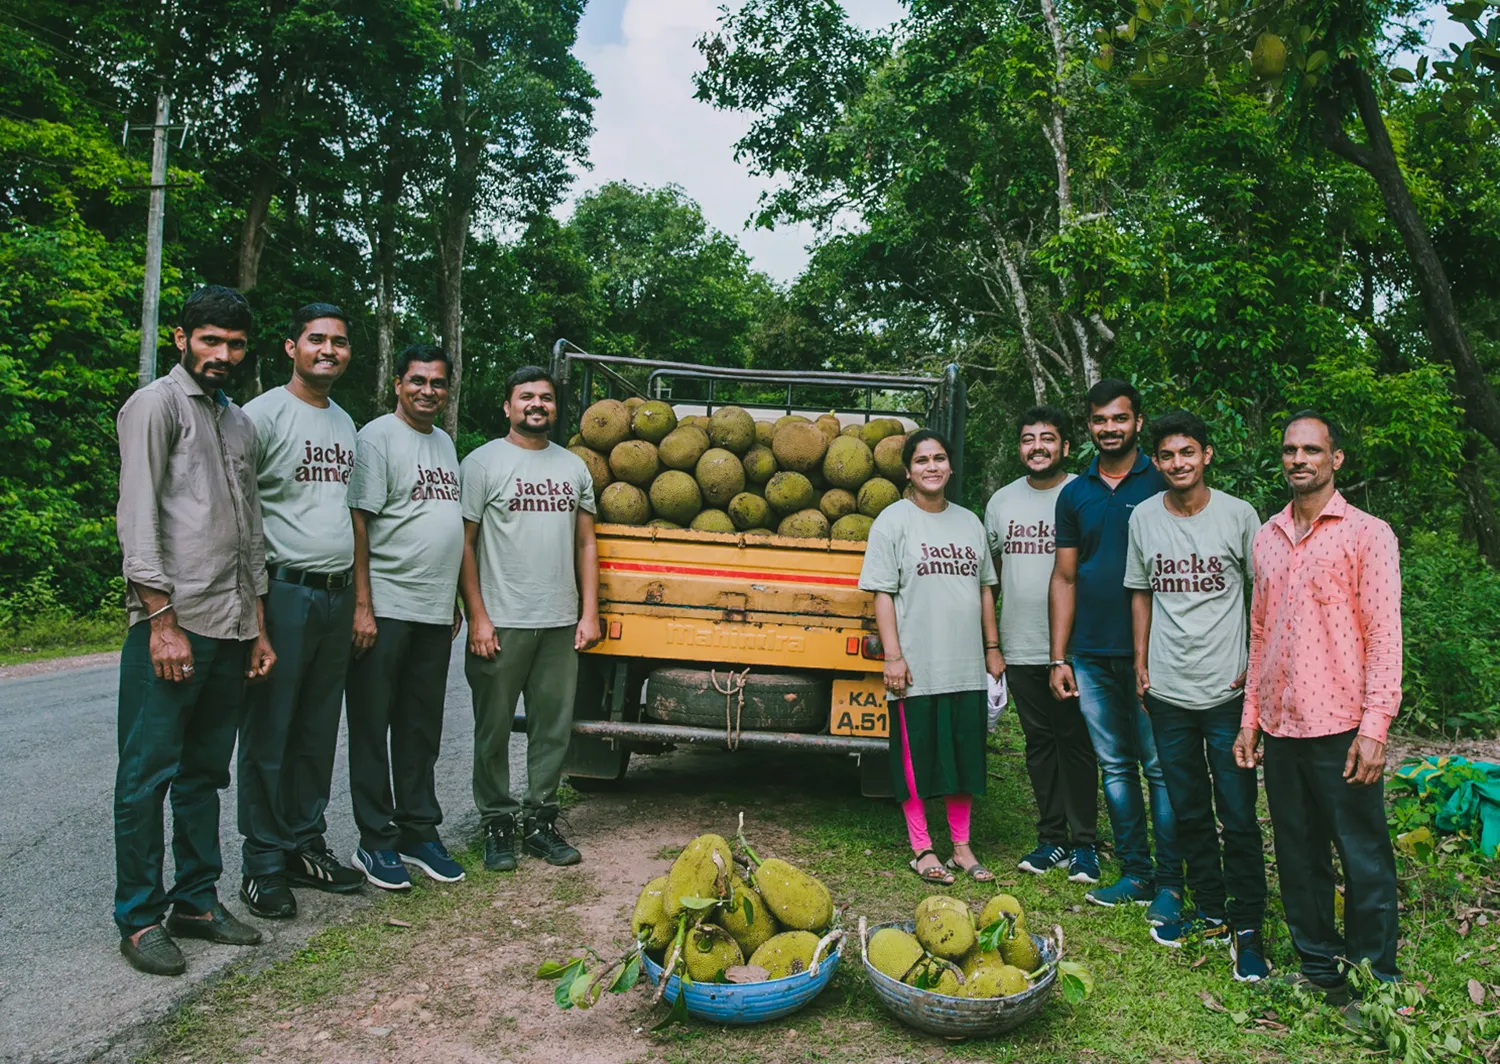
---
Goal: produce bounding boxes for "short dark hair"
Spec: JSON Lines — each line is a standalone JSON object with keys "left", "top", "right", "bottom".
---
{"left": 286, "top": 302, "right": 349, "bottom": 343}
{"left": 1149, "top": 410, "right": 1209, "bottom": 452}
{"left": 1086, "top": 377, "right": 1141, "bottom": 417}
{"left": 504, "top": 365, "right": 557, "bottom": 404}
{"left": 902, "top": 427, "right": 952, "bottom": 469}
{"left": 395, "top": 343, "right": 451, "bottom": 380}
{"left": 1284, "top": 409, "right": 1342, "bottom": 450}
{"left": 1018, "top": 404, "right": 1070, "bottom": 442}
{"left": 180, "top": 285, "right": 252, "bottom": 335}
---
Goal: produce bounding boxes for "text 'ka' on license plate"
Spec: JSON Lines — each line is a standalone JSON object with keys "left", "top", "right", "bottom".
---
{"left": 830, "top": 677, "right": 889, "bottom": 737}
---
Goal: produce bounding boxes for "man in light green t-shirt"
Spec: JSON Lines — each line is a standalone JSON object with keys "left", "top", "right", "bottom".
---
{"left": 238, "top": 303, "right": 365, "bottom": 918}
{"left": 459, "top": 367, "right": 600, "bottom": 873}
{"left": 344, "top": 344, "right": 466, "bottom": 891}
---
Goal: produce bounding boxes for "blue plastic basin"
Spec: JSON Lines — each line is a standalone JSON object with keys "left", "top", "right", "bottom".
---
{"left": 641, "top": 944, "right": 841, "bottom": 1025}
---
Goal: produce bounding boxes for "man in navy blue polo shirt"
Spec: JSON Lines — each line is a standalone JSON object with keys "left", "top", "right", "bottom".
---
{"left": 1048, "top": 379, "right": 1183, "bottom": 924}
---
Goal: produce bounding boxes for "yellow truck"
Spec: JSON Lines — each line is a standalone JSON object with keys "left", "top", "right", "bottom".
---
{"left": 551, "top": 342, "right": 967, "bottom": 796}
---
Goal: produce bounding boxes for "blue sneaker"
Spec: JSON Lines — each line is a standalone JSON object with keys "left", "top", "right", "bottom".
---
{"left": 399, "top": 840, "right": 466, "bottom": 883}
{"left": 1231, "top": 929, "right": 1271, "bottom": 982}
{"left": 1017, "top": 844, "right": 1068, "bottom": 875}
{"left": 1085, "top": 875, "right": 1153, "bottom": 908}
{"left": 354, "top": 847, "right": 412, "bottom": 891}
{"left": 1146, "top": 887, "right": 1183, "bottom": 927}
{"left": 1149, "top": 911, "right": 1228, "bottom": 948}
{"left": 1068, "top": 846, "right": 1101, "bottom": 884}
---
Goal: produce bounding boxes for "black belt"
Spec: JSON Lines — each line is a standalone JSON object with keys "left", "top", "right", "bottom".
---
{"left": 269, "top": 565, "right": 354, "bottom": 591}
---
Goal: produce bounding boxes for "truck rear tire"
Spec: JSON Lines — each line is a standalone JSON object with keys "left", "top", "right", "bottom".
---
{"left": 644, "top": 665, "right": 828, "bottom": 732}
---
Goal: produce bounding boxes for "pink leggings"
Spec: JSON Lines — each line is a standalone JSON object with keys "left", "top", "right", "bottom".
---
{"left": 897, "top": 700, "right": 972, "bottom": 853}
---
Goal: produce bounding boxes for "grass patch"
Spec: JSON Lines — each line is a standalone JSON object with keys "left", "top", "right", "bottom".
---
{"left": 0, "top": 608, "right": 123, "bottom": 666}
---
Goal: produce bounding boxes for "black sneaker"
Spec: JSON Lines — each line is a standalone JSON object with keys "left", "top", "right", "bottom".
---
{"left": 287, "top": 845, "right": 365, "bottom": 894}
{"left": 484, "top": 815, "right": 518, "bottom": 872}
{"left": 1231, "top": 928, "right": 1271, "bottom": 982}
{"left": 240, "top": 872, "right": 297, "bottom": 919}
{"left": 166, "top": 902, "right": 263, "bottom": 946}
{"left": 523, "top": 813, "right": 581, "bottom": 867}
{"left": 120, "top": 926, "right": 186, "bottom": 977}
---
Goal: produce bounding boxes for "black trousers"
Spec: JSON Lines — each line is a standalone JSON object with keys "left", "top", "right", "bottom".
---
{"left": 346, "top": 617, "right": 453, "bottom": 852}
{"left": 238, "top": 579, "right": 354, "bottom": 875}
{"left": 1007, "top": 664, "right": 1098, "bottom": 848}
{"left": 1263, "top": 730, "right": 1400, "bottom": 986}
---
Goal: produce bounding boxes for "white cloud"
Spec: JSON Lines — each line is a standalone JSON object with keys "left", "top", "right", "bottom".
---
{"left": 568, "top": 0, "right": 904, "bottom": 284}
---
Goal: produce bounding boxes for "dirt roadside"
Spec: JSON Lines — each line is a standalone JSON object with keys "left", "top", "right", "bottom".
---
{"left": 0, "top": 649, "right": 119, "bottom": 681}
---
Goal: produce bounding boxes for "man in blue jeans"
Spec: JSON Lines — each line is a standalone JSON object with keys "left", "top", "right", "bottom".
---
{"left": 1049, "top": 379, "right": 1182, "bottom": 924}
{"left": 1126, "top": 411, "right": 1268, "bottom": 981}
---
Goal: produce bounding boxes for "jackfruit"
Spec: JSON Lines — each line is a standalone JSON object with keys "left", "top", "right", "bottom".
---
{"left": 999, "top": 928, "right": 1043, "bottom": 974}
{"left": 649, "top": 470, "right": 703, "bottom": 526}
{"left": 684, "top": 925, "right": 744, "bottom": 983}
{"left": 815, "top": 414, "right": 843, "bottom": 441}
{"left": 567, "top": 432, "right": 583, "bottom": 447}
{"left": 830, "top": 514, "right": 874, "bottom": 541}
{"left": 775, "top": 414, "right": 810, "bottom": 431}
{"left": 608, "top": 439, "right": 659, "bottom": 487}
{"left": 777, "top": 509, "right": 830, "bottom": 539}
{"left": 718, "top": 876, "right": 780, "bottom": 956}
{"left": 598, "top": 482, "right": 650, "bottom": 526}
{"left": 916, "top": 895, "right": 973, "bottom": 923}
{"left": 965, "top": 963, "right": 1029, "bottom": 998}
{"left": 742, "top": 444, "right": 777, "bottom": 484}
{"left": 631, "top": 399, "right": 678, "bottom": 443}
{"left": 754, "top": 421, "right": 776, "bottom": 446}
{"left": 1251, "top": 31, "right": 1286, "bottom": 78}
{"left": 764, "top": 472, "right": 817, "bottom": 515}
{"left": 690, "top": 509, "right": 736, "bottom": 533}
{"left": 631, "top": 875, "right": 673, "bottom": 952}
{"left": 624, "top": 396, "right": 645, "bottom": 413}
{"left": 859, "top": 417, "right": 904, "bottom": 449}
{"left": 580, "top": 399, "right": 632, "bottom": 451}
{"left": 772, "top": 421, "right": 829, "bottom": 474}
{"left": 961, "top": 947, "right": 1004, "bottom": 977}
{"left": 647, "top": 518, "right": 681, "bottom": 529}
{"left": 680, "top": 414, "right": 711, "bottom": 431}
{"left": 568, "top": 446, "right": 613, "bottom": 497}
{"left": 748, "top": 930, "right": 821, "bottom": 980}
{"left": 753, "top": 858, "right": 833, "bottom": 932}
{"left": 819, "top": 488, "right": 856, "bottom": 521}
{"left": 728, "top": 492, "right": 773, "bottom": 531}
{"left": 874, "top": 434, "right": 907, "bottom": 482}
{"left": 663, "top": 834, "right": 733, "bottom": 919}
{"left": 905, "top": 959, "right": 963, "bottom": 997}
{"left": 695, "top": 448, "right": 746, "bottom": 507}
{"left": 840, "top": 424, "right": 862, "bottom": 438}
{"left": 979, "top": 894, "right": 1026, "bottom": 933}
{"left": 659, "top": 426, "right": 710, "bottom": 471}
{"left": 916, "top": 907, "right": 976, "bottom": 959}
{"left": 708, "top": 406, "right": 756, "bottom": 455}
{"left": 822, "top": 436, "right": 874, "bottom": 490}
{"left": 867, "top": 927, "right": 924, "bottom": 982}
{"left": 857, "top": 477, "right": 901, "bottom": 518}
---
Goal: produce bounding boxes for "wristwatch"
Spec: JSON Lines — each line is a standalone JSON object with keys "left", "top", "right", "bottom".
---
{"left": 1048, "top": 659, "right": 1068, "bottom": 668}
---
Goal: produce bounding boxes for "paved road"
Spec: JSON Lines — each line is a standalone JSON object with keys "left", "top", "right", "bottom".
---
{"left": 0, "top": 638, "right": 524, "bottom": 1064}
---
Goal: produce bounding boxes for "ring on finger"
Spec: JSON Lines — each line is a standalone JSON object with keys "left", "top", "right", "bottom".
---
{"left": 182, "top": 664, "right": 195, "bottom": 675}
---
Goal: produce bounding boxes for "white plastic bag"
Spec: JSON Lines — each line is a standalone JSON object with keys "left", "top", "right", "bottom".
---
{"left": 986, "top": 671, "right": 1008, "bottom": 733}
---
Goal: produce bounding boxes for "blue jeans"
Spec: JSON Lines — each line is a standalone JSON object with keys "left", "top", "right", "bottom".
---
{"left": 1146, "top": 692, "right": 1265, "bottom": 927}
{"left": 1073, "top": 655, "right": 1181, "bottom": 890}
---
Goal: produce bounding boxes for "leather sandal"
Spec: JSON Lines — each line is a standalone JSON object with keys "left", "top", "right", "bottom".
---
{"left": 947, "top": 856, "right": 996, "bottom": 883}
{"left": 908, "top": 849, "right": 956, "bottom": 885}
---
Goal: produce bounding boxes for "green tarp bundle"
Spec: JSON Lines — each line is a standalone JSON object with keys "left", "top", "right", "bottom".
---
{"left": 1392, "top": 756, "right": 1500, "bottom": 857}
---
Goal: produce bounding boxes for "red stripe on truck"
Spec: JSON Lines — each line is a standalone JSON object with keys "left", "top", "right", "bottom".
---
{"left": 599, "top": 560, "right": 861, "bottom": 587}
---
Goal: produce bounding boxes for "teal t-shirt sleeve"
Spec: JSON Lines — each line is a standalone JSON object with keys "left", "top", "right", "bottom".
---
{"left": 346, "top": 431, "right": 389, "bottom": 514}
{"left": 858, "top": 521, "right": 900, "bottom": 593}
{"left": 460, "top": 453, "right": 489, "bottom": 523}
{"left": 1054, "top": 484, "right": 1080, "bottom": 548}
{"left": 1123, "top": 509, "right": 1150, "bottom": 590}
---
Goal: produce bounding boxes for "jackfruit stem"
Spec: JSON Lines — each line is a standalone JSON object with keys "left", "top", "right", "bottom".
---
{"left": 735, "top": 811, "right": 764, "bottom": 868}
{"left": 652, "top": 913, "right": 691, "bottom": 1005}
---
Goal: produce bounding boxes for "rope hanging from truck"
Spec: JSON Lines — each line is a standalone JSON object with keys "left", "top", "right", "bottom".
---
{"left": 712, "top": 667, "right": 750, "bottom": 750}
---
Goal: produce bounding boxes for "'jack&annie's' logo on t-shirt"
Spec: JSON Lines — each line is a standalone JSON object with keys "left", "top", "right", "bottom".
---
{"left": 1003, "top": 519, "right": 1056, "bottom": 555}
{"left": 412, "top": 463, "right": 459, "bottom": 502}
{"left": 298, "top": 440, "right": 353, "bottom": 484}
{"left": 508, "top": 477, "right": 578, "bottom": 513}
{"left": 916, "top": 541, "right": 980, "bottom": 577}
{"left": 1150, "top": 553, "right": 1228, "bottom": 593}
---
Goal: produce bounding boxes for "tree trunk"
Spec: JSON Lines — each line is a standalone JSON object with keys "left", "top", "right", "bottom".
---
{"left": 437, "top": 206, "right": 470, "bottom": 438}
{"left": 373, "top": 243, "right": 397, "bottom": 411}
{"left": 1317, "top": 65, "right": 1500, "bottom": 450}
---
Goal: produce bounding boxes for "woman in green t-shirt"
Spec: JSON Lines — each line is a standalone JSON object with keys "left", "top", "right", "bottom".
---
{"left": 858, "top": 430, "right": 1003, "bottom": 885}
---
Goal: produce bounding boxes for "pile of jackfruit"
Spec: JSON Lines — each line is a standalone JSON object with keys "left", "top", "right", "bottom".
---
{"left": 868, "top": 893, "right": 1045, "bottom": 999}
{"left": 632, "top": 832, "right": 838, "bottom": 983}
{"left": 568, "top": 398, "right": 910, "bottom": 540}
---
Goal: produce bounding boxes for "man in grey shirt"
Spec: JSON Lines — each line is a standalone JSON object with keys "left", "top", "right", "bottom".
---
{"left": 113, "top": 286, "right": 275, "bottom": 976}
{"left": 238, "top": 303, "right": 364, "bottom": 918}
{"left": 1125, "top": 410, "right": 1267, "bottom": 982}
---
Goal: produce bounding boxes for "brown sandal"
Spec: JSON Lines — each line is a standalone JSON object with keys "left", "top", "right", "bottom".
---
{"left": 946, "top": 856, "right": 996, "bottom": 883}
{"left": 908, "top": 849, "right": 956, "bottom": 885}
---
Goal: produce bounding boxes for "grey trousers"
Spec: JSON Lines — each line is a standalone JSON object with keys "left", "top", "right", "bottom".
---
{"left": 345, "top": 617, "right": 453, "bottom": 852}
{"left": 466, "top": 625, "right": 578, "bottom": 827}
{"left": 238, "top": 578, "right": 354, "bottom": 875}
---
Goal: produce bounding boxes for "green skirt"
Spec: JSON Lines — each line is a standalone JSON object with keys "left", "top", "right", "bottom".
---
{"left": 889, "top": 690, "right": 988, "bottom": 801}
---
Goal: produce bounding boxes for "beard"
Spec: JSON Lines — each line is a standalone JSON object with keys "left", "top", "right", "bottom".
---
{"left": 1094, "top": 429, "right": 1136, "bottom": 455}
{"left": 512, "top": 409, "right": 554, "bottom": 436}
{"left": 1026, "top": 450, "right": 1066, "bottom": 478}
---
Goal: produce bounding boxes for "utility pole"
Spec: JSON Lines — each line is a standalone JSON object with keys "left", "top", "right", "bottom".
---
{"left": 136, "top": 92, "right": 170, "bottom": 388}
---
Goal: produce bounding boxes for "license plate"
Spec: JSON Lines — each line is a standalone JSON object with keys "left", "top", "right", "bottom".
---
{"left": 830, "top": 677, "right": 889, "bottom": 737}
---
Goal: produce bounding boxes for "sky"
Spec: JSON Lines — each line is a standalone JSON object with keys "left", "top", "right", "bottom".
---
{"left": 566, "top": 1, "right": 1466, "bottom": 286}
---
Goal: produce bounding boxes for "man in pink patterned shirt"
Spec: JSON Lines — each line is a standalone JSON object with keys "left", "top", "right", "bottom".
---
{"left": 1233, "top": 412, "right": 1402, "bottom": 998}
